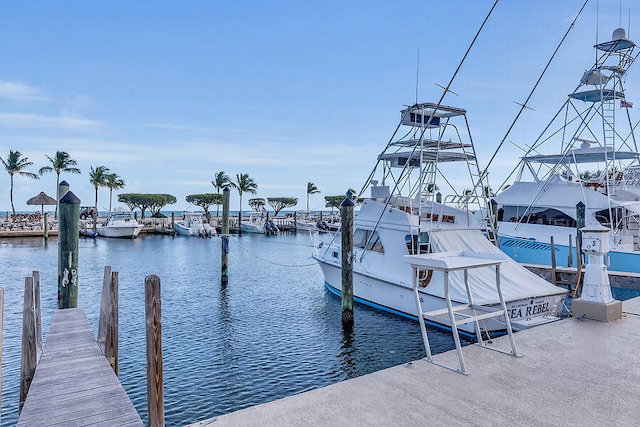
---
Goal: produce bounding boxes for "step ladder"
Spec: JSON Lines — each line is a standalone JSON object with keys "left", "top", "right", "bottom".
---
{"left": 404, "top": 251, "right": 520, "bottom": 375}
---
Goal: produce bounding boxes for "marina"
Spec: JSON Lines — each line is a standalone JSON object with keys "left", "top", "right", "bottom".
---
{"left": 3, "top": 2, "right": 640, "bottom": 426}
{"left": 0, "top": 232, "right": 468, "bottom": 426}
{"left": 6, "top": 230, "right": 639, "bottom": 425}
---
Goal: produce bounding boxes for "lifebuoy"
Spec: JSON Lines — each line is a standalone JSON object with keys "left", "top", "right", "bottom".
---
{"left": 419, "top": 269, "right": 433, "bottom": 287}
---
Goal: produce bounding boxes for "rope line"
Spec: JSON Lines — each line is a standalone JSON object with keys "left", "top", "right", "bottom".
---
{"left": 244, "top": 250, "right": 318, "bottom": 268}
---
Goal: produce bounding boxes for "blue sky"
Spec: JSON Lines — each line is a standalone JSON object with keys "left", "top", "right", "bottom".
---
{"left": 1, "top": 0, "right": 639, "bottom": 213}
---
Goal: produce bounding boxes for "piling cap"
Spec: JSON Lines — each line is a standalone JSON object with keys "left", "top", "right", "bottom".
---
{"left": 59, "top": 191, "right": 81, "bottom": 204}
{"left": 341, "top": 190, "right": 355, "bottom": 207}
{"left": 223, "top": 186, "right": 230, "bottom": 193}
{"left": 59, "top": 180, "right": 69, "bottom": 186}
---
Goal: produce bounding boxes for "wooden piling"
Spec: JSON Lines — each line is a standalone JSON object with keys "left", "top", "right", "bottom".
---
{"left": 43, "top": 213, "right": 49, "bottom": 240}
{"left": 0, "top": 287, "right": 4, "bottom": 425}
{"left": 97, "top": 266, "right": 112, "bottom": 348}
{"left": 489, "top": 198, "right": 499, "bottom": 244}
{"left": 20, "top": 276, "right": 37, "bottom": 413}
{"left": 92, "top": 209, "right": 98, "bottom": 234}
{"left": 58, "top": 191, "right": 80, "bottom": 309}
{"left": 221, "top": 187, "right": 230, "bottom": 284}
{"left": 98, "top": 266, "right": 119, "bottom": 375}
{"left": 57, "top": 180, "right": 69, "bottom": 219}
{"left": 576, "top": 201, "right": 585, "bottom": 252}
{"left": 568, "top": 234, "right": 573, "bottom": 268}
{"left": 340, "top": 191, "right": 355, "bottom": 326}
{"left": 106, "top": 272, "right": 119, "bottom": 375}
{"left": 550, "top": 236, "right": 557, "bottom": 286}
{"left": 32, "top": 271, "right": 42, "bottom": 359}
{"left": 145, "top": 274, "right": 164, "bottom": 427}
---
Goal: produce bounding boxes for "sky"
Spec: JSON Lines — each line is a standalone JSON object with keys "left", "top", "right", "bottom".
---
{"left": 1, "top": 0, "right": 639, "bottom": 213}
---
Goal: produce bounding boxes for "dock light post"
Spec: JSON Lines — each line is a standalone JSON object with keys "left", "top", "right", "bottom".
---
{"left": 340, "top": 190, "right": 355, "bottom": 326}
{"left": 58, "top": 190, "right": 80, "bottom": 309}
{"left": 221, "top": 187, "right": 230, "bottom": 284}
{"left": 571, "top": 224, "right": 622, "bottom": 321}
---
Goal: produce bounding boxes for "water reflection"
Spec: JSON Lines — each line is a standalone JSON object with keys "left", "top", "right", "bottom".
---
{"left": 339, "top": 322, "right": 357, "bottom": 377}
{"left": 6, "top": 232, "right": 635, "bottom": 425}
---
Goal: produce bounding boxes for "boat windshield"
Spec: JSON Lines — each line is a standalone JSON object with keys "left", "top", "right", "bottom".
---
{"left": 109, "top": 212, "right": 134, "bottom": 221}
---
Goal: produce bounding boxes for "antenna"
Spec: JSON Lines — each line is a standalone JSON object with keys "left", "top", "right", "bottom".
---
{"left": 619, "top": 0, "right": 622, "bottom": 28}
{"left": 596, "top": 0, "right": 599, "bottom": 43}
{"left": 415, "top": 46, "right": 420, "bottom": 105}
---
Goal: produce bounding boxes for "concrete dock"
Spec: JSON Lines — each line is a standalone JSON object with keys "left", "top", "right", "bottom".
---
{"left": 189, "top": 297, "right": 640, "bottom": 427}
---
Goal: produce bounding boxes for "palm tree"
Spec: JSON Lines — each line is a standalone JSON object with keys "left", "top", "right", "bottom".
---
{"left": 105, "top": 173, "right": 126, "bottom": 212}
{"left": 38, "top": 151, "right": 81, "bottom": 217}
{"left": 211, "top": 171, "right": 230, "bottom": 217}
{"left": 88, "top": 165, "right": 110, "bottom": 212}
{"left": 230, "top": 173, "right": 257, "bottom": 225}
{"left": 1, "top": 150, "right": 40, "bottom": 215}
{"left": 306, "top": 182, "right": 320, "bottom": 212}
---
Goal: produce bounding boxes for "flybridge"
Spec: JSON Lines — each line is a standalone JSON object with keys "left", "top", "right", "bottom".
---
{"left": 400, "top": 103, "right": 467, "bottom": 128}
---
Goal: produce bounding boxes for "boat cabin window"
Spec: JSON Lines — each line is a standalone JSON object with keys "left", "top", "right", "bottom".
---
{"left": 405, "top": 233, "right": 430, "bottom": 255}
{"left": 594, "top": 208, "right": 623, "bottom": 227}
{"left": 354, "top": 229, "right": 384, "bottom": 253}
{"left": 501, "top": 205, "right": 576, "bottom": 228}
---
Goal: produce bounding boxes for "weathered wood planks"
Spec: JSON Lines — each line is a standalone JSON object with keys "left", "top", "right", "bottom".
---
{"left": 17, "top": 308, "right": 143, "bottom": 427}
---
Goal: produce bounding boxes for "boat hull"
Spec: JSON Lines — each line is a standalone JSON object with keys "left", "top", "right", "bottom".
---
{"left": 98, "top": 225, "right": 143, "bottom": 238}
{"left": 315, "top": 257, "right": 563, "bottom": 334}
{"left": 240, "top": 223, "right": 263, "bottom": 233}
{"left": 175, "top": 223, "right": 215, "bottom": 237}
{"left": 499, "top": 234, "right": 640, "bottom": 275}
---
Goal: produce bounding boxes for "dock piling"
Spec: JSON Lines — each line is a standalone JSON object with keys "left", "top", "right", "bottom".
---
{"left": 58, "top": 191, "right": 80, "bottom": 309}
{"left": 0, "top": 287, "right": 3, "bottom": 425}
{"left": 43, "top": 213, "right": 49, "bottom": 240}
{"left": 145, "top": 274, "right": 165, "bottom": 427}
{"left": 98, "top": 266, "right": 119, "bottom": 375}
{"left": 340, "top": 190, "right": 355, "bottom": 326}
{"left": 32, "top": 271, "right": 42, "bottom": 359}
{"left": 20, "top": 276, "right": 38, "bottom": 413}
{"left": 221, "top": 187, "right": 230, "bottom": 284}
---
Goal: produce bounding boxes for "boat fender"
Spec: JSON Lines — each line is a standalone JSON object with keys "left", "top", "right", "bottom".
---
{"left": 419, "top": 269, "right": 433, "bottom": 287}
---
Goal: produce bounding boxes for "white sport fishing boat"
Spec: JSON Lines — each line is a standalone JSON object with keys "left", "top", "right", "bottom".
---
{"left": 494, "top": 27, "right": 640, "bottom": 274}
{"left": 175, "top": 212, "right": 215, "bottom": 237}
{"left": 313, "top": 102, "right": 566, "bottom": 334}
{"left": 98, "top": 211, "right": 143, "bottom": 238}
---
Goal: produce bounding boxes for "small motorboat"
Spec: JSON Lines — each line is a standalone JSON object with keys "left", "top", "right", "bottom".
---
{"left": 175, "top": 212, "right": 216, "bottom": 237}
{"left": 98, "top": 211, "right": 144, "bottom": 239}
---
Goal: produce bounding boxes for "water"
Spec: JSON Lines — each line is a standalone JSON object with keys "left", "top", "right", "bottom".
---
{"left": 0, "top": 232, "right": 465, "bottom": 426}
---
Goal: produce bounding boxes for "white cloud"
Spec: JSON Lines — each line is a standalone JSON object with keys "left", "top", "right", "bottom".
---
{"left": 0, "top": 81, "right": 48, "bottom": 102}
{"left": 0, "top": 112, "right": 102, "bottom": 129}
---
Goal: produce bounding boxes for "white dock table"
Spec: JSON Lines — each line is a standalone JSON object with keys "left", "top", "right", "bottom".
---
{"left": 403, "top": 250, "right": 519, "bottom": 374}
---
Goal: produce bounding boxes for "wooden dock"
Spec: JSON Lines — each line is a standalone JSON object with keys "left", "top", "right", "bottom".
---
{"left": 17, "top": 308, "right": 143, "bottom": 427}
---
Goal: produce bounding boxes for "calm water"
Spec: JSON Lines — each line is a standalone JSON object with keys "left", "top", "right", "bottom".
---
{"left": 0, "top": 232, "right": 466, "bottom": 426}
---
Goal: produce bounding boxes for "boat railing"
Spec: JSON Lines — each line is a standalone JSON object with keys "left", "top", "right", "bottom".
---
{"left": 442, "top": 194, "right": 482, "bottom": 210}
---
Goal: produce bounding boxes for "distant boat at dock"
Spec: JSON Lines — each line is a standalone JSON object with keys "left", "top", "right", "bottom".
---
{"left": 175, "top": 212, "right": 216, "bottom": 237}
{"left": 97, "top": 211, "right": 144, "bottom": 238}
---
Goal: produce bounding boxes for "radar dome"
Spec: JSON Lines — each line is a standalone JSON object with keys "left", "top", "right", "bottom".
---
{"left": 612, "top": 27, "right": 626, "bottom": 41}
